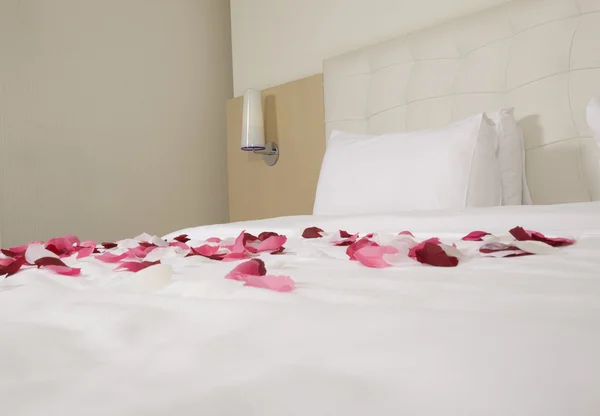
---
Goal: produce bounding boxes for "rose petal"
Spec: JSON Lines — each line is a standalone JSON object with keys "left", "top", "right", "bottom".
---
{"left": 339, "top": 230, "right": 353, "bottom": 238}
{"left": 0, "top": 257, "right": 26, "bottom": 277}
{"left": 221, "top": 252, "right": 251, "bottom": 262}
{"left": 331, "top": 233, "right": 359, "bottom": 247}
{"left": 414, "top": 243, "right": 459, "bottom": 267}
{"left": 398, "top": 231, "right": 415, "bottom": 237}
{"left": 258, "top": 232, "right": 279, "bottom": 241}
{"left": 408, "top": 238, "right": 441, "bottom": 259}
{"left": 354, "top": 245, "right": 399, "bottom": 268}
{"left": 35, "top": 257, "right": 68, "bottom": 267}
{"left": 102, "top": 242, "right": 118, "bottom": 249}
{"left": 191, "top": 245, "right": 220, "bottom": 257}
{"left": 206, "top": 237, "right": 221, "bottom": 243}
{"left": 1, "top": 249, "right": 20, "bottom": 258}
{"left": 347, "top": 237, "right": 379, "bottom": 260}
{"left": 248, "top": 235, "right": 287, "bottom": 253}
{"left": 96, "top": 252, "right": 129, "bottom": 263}
{"left": 242, "top": 275, "right": 295, "bottom": 293}
{"left": 225, "top": 259, "right": 267, "bottom": 281}
{"left": 25, "top": 244, "right": 60, "bottom": 264}
{"left": 115, "top": 261, "right": 161, "bottom": 272}
{"left": 510, "top": 226, "right": 575, "bottom": 247}
{"left": 461, "top": 231, "right": 490, "bottom": 241}
{"left": 173, "top": 234, "right": 190, "bottom": 243}
{"left": 76, "top": 246, "right": 95, "bottom": 259}
{"left": 44, "top": 265, "right": 81, "bottom": 276}
{"left": 302, "top": 227, "right": 324, "bottom": 239}
{"left": 169, "top": 241, "right": 189, "bottom": 250}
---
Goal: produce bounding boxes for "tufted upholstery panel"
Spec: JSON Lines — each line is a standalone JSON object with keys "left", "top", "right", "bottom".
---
{"left": 323, "top": 0, "right": 600, "bottom": 205}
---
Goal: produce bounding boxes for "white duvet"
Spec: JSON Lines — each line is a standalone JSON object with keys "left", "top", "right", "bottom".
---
{"left": 1, "top": 203, "right": 600, "bottom": 416}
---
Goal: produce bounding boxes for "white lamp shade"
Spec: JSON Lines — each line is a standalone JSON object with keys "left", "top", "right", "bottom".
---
{"left": 241, "top": 89, "right": 266, "bottom": 150}
{"left": 587, "top": 97, "right": 600, "bottom": 142}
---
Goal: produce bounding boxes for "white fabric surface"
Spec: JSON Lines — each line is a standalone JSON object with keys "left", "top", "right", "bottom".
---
{"left": 487, "top": 108, "right": 530, "bottom": 205}
{"left": 314, "top": 114, "right": 502, "bottom": 215}
{"left": 323, "top": 0, "right": 600, "bottom": 204}
{"left": 2, "top": 202, "right": 600, "bottom": 415}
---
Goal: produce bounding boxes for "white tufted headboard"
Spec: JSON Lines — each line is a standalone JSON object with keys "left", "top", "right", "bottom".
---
{"left": 323, "top": 0, "right": 600, "bottom": 205}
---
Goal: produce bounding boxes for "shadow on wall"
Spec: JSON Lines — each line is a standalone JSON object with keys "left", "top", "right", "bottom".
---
{"left": 518, "top": 114, "right": 600, "bottom": 204}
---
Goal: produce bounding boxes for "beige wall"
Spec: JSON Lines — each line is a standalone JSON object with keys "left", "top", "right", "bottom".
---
{"left": 0, "top": 0, "right": 233, "bottom": 246}
{"left": 230, "top": 0, "right": 506, "bottom": 95}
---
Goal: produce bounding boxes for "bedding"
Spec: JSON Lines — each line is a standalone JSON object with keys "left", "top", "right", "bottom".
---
{"left": 1, "top": 202, "right": 600, "bottom": 415}
{"left": 313, "top": 114, "right": 502, "bottom": 216}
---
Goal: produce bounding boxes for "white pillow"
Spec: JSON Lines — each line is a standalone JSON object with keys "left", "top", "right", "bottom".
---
{"left": 313, "top": 114, "right": 502, "bottom": 216}
{"left": 487, "top": 108, "right": 531, "bottom": 205}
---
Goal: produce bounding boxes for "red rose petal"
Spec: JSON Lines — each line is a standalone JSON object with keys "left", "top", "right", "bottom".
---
{"left": 339, "top": 230, "right": 353, "bottom": 238}
{"left": 509, "top": 226, "right": 575, "bottom": 247}
{"left": 270, "top": 247, "right": 286, "bottom": 255}
{"left": 408, "top": 238, "right": 441, "bottom": 259}
{"left": 1, "top": 249, "right": 20, "bottom": 258}
{"left": 247, "top": 235, "right": 287, "bottom": 253}
{"left": 332, "top": 233, "right": 359, "bottom": 247}
{"left": 173, "top": 234, "right": 190, "bottom": 243}
{"left": 102, "top": 242, "right": 118, "bottom": 249}
{"left": 414, "top": 243, "right": 458, "bottom": 267}
{"left": 461, "top": 231, "right": 490, "bottom": 241}
{"left": 115, "top": 261, "right": 161, "bottom": 272}
{"left": 258, "top": 232, "right": 279, "bottom": 241}
{"left": 35, "top": 257, "right": 68, "bottom": 268}
{"left": 302, "top": 227, "right": 324, "bottom": 239}
{"left": 0, "top": 257, "right": 26, "bottom": 277}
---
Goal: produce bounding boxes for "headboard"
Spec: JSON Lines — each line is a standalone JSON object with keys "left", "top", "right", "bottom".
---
{"left": 323, "top": 0, "right": 600, "bottom": 205}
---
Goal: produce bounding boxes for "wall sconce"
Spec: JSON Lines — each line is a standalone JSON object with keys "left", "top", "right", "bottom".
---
{"left": 241, "top": 88, "right": 279, "bottom": 166}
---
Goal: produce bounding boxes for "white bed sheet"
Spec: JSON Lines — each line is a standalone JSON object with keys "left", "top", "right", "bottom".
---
{"left": 1, "top": 203, "right": 600, "bottom": 415}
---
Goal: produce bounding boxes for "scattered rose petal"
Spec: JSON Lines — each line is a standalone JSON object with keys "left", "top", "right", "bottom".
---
{"left": 169, "top": 241, "right": 189, "bottom": 250}
{"left": 96, "top": 252, "right": 129, "bottom": 263}
{"left": 510, "top": 226, "right": 575, "bottom": 247}
{"left": 354, "top": 245, "right": 399, "bottom": 268}
{"left": 191, "top": 245, "right": 220, "bottom": 257}
{"left": 247, "top": 235, "right": 287, "bottom": 253}
{"left": 115, "top": 261, "right": 161, "bottom": 272}
{"left": 76, "top": 246, "right": 95, "bottom": 259}
{"left": 221, "top": 252, "right": 251, "bottom": 262}
{"left": 102, "top": 242, "right": 118, "bottom": 249}
{"left": 439, "top": 244, "right": 464, "bottom": 259}
{"left": 408, "top": 238, "right": 441, "bottom": 259}
{"left": 462, "top": 231, "right": 490, "bottom": 241}
{"left": 479, "top": 243, "right": 530, "bottom": 258}
{"left": 0, "top": 257, "right": 26, "bottom": 277}
{"left": 302, "top": 227, "right": 324, "bottom": 239}
{"left": 347, "top": 237, "right": 379, "bottom": 260}
{"left": 34, "top": 257, "right": 68, "bottom": 268}
{"left": 414, "top": 243, "right": 459, "bottom": 267}
{"left": 44, "top": 265, "right": 81, "bottom": 276}
{"left": 258, "top": 232, "right": 279, "bottom": 241}
{"left": 398, "top": 231, "right": 415, "bottom": 237}
{"left": 128, "top": 245, "right": 158, "bottom": 259}
{"left": 331, "top": 232, "right": 359, "bottom": 247}
{"left": 206, "top": 237, "right": 221, "bottom": 243}
{"left": 242, "top": 275, "right": 295, "bottom": 293}
{"left": 270, "top": 247, "right": 286, "bottom": 255}
{"left": 339, "top": 230, "right": 353, "bottom": 238}
{"left": 25, "top": 244, "right": 59, "bottom": 264}
{"left": 173, "top": 234, "right": 190, "bottom": 243}
{"left": 1, "top": 249, "right": 20, "bottom": 258}
{"left": 225, "top": 259, "right": 267, "bottom": 281}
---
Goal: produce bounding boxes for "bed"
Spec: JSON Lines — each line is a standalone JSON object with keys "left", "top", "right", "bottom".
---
{"left": 2, "top": 1, "right": 600, "bottom": 415}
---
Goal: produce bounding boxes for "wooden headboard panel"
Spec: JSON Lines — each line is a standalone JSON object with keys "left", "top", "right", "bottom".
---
{"left": 226, "top": 74, "right": 325, "bottom": 222}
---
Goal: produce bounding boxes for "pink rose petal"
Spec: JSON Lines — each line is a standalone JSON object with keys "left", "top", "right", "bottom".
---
{"left": 206, "top": 237, "right": 221, "bottom": 243}
{"left": 44, "top": 265, "right": 81, "bottom": 276}
{"left": 332, "top": 232, "right": 359, "bottom": 247}
{"left": 225, "top": 259, "right": 267, "bottom": 281}
{"left": 461, "top": 231, "right": 490, "bottom": 241}
{"left": 247, "top": 235, "right": 287, "bottom": 253}
{"left": 76, "top": 246, "right": 95, "bottom": 259}
{"left": 192, "top": 244, "right": 220, "bottom": 257}
{"left": 258, "top": 232, "right": 279, "bottom": 241}
{"left": 115, "top": 261, "right": 161, "bottom": 272}
{"left": 347, "top": 237, "right": 379, "bottom": 260}
{"left": 354, "top": 245, "right": 399, "bottom": 268}
{"left": 96, "top": 252, "right": 129, "bottom": 263}
{"left": 398, "top": 231, "right": 414, "bottom": 237}
{"left": 302, "top": 227, "right": 324, "bottom": 239}
{"left": 242, "top": 275, "right": 295, "bottom": 293}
